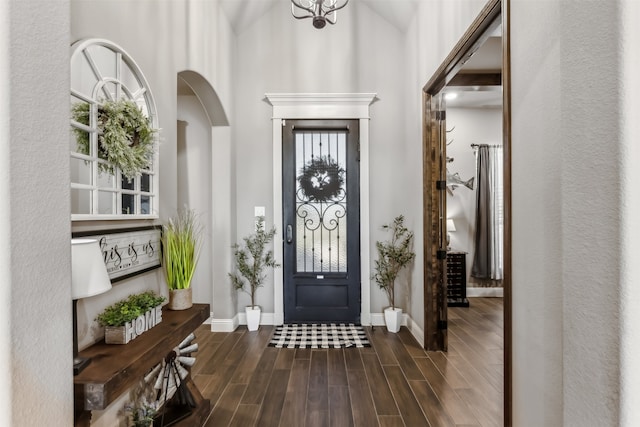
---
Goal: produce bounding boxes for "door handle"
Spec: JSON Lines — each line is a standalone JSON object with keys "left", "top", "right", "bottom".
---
{"left": 286, "top": 224, "right": 293, "bottom": 244}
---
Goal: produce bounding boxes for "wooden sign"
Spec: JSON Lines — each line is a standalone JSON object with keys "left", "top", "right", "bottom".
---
{"left": 72, "top": 226, "right": 162, "bottom": 283}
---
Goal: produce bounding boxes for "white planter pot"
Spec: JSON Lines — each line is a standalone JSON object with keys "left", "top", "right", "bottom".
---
{"left": 384, "top": 307, "right": 403, "bottom": 333}
{"left": 246, "top": 306, "right": 261, "bottom": 331}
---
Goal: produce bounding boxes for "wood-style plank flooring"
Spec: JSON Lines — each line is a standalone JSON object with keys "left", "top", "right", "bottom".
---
{"left": 191, "top": 297, "right": 503, "bottom": 427}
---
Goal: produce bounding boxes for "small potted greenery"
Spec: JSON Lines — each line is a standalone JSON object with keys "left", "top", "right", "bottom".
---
{"left": 96, "top": 291, "right": 166, "bottom": 344}
{"left": 229, "top": 217, "right": 279, "bottom": 331}
{"left": 372, "top": 215, "right": 415, "bottom": 333}
{"left": 162, "top": 208, "right": 202, "bottom": 310}
{"left": 126, "top": 380, "right": 159, "bottom": 427}
{"left": 126, "top": 402, "right": 158, "bottom": 427}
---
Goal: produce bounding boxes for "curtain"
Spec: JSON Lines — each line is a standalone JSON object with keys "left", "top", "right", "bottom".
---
{"left": 471, "top": 145, "right": 503, "bottom": 280}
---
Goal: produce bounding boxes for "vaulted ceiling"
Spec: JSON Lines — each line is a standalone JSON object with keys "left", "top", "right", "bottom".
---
{"left": 216, "top": 0, "right": 502, "bottom": 108}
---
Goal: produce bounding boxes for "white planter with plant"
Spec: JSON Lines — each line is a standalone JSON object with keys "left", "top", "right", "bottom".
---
{"left": 229, "top": 217, "right": 279, "bottom": 331}
{"left": 162, "top": 208, "right": 202, "bottom": 310}
{"left": 372, "top": 215, "right": 415, "bottom": 333}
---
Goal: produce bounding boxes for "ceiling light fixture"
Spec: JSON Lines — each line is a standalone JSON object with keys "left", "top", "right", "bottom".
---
{"left": 291, "top": 0, "right": 349, "bottom": 29}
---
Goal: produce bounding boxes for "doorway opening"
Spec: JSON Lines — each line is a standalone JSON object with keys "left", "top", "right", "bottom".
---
{"left": 176, "top": 70, "right": 230, "bottom": 315}
{"left": 422, "top": 0, "right": 511, "bottom": 423}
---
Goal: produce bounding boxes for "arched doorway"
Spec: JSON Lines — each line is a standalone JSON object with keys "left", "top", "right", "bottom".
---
{"left": 176, "top": 71, "right": 232, "bottom": 324}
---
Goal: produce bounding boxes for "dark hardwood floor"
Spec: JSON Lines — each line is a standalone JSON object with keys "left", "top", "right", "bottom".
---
{"left": 191, "top": 297, "right": 503, "bottom": 427}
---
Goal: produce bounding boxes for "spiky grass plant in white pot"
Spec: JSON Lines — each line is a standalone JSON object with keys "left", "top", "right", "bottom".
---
{"left": 372, "top": 215, "right": 415, "bottom": 333}
{"left": 229, "top": 217, "right": 279, "bottom": 331}
{"left": 162, "top": 208, "right": 202, "bottom": 310}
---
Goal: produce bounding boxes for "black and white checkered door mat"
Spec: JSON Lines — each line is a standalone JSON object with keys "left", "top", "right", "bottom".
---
{"left": 268, "top": 323, "right": 370, "bottom": 349}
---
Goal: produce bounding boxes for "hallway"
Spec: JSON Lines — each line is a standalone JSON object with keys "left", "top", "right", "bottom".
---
{"left": 192, "top": 298, "right": 503, "bottom": 426}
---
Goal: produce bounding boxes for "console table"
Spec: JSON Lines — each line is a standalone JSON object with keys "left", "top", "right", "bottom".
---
{"left": 74, "top": 303, "right": 211, "bottom": 426}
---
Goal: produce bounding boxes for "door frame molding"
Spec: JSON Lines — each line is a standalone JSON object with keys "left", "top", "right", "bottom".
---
{"left": 265, "top": 93, "right": 377, "bottom": 326}
{"left": 421, "top": 0, "right": 511, "bottom": 423}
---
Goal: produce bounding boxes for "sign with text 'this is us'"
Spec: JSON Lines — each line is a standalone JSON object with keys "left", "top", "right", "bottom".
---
{"left": 72, "top": 226, "right": 162, "bottom": 283}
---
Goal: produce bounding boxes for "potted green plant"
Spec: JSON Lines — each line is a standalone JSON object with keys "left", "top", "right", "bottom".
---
{"left": 162, "top": 208, "right": 202, "bottom": 310}
{"left": 96, "top": 292, "right": 166, "bottom": 344}
{"left": 126, "top": 380, "right": 160, "bottom": 427}
{"left": 229, "top": 217, "right": 279, "bottom": 331}
{"left": 372, "top": 215, "right": 415, "bottom": 333}
{"left": 127, "top": 402, "right": 157, "bottom": 427}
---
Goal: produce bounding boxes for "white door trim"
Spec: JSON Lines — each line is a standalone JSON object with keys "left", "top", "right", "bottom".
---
{"left": 265, "top": 93, "right": 377, "bottom": 325}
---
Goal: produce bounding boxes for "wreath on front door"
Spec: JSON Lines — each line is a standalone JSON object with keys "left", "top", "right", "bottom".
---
{"left": 71, "top": 98, "right": 157, "bottom": 180}
{"left": 297, "top": 156, "right": 345, "bottom": 202}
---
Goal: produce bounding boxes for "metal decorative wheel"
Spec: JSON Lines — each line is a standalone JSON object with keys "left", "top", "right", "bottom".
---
{"left": 143, "top": 333, "right": 199, "bottom": 424}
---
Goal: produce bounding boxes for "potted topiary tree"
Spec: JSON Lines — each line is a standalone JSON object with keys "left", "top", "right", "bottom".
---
{"left": 162, "top": 208, "right": 202, "bottom": 310}
{"left": 372, "top": 215, "right": 415, "bottom": 333}
{"left": 229, "top": 217, "right": 279, "bottom": 331}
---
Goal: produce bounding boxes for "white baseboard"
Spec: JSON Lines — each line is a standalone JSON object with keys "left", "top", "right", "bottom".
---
{"left": 406, "top": 316, "right": 425, "bottom": 347}
{"left": 211, "top": 311, "right": 282, "bottom": 332}
{"left": 467, "top": 287, "right": 503, "bottom": 297}
{"left": 369, "top": 313, "right": 386, "bottom": 327}
{"left": 210, "top": 315, "right": 239, "bottom": 332}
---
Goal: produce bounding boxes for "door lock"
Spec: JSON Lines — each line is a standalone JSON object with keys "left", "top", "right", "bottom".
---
{"left": 286, "top": 224, "right": 293, "bottom": 244}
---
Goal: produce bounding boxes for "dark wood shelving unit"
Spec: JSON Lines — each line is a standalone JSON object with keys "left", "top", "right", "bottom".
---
{"left": 74, "top": 303, "right": 211, "bottom": 427}
{"left": 447, "top": 251, "right": 470, "bottom": 307}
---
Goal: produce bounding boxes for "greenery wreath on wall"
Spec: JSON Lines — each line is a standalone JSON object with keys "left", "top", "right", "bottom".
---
{"left": 297, "top": 155, "right": 345, "bottom": 202}
{"left": 71, "top": 99, "right": 156, "bottom": 180}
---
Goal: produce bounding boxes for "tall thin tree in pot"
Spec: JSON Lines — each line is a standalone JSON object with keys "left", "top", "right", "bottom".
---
{"left": 229, "top": 217, "right": 279, "bottom": 331}
{"left": 372, "top": 215, "right": 415, "bottom": 333}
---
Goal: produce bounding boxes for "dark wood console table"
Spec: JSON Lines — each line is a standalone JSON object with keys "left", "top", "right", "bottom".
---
{"left": 74, "top": 303, "right": 211, "bottom": 426}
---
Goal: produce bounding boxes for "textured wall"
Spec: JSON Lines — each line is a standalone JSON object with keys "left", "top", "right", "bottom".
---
{"left": 403, "top": 0, "right": 487, "bottom": 348}
{"left": 620, "top": 1, "right": 640, "bottom": 424}
{"left": 0, "top": 0, "right": 73, "bottom": 425}
{"left": 511, "top": 0, "right": 632, "bottom": 424}
{"left": 177, "top": 96, "right": 214, "bottom": 307}
{"left": 233, "top": 2, "right": 411, "bottom": 317}
{"left": 71, "top": 0, "right": 236, "bottom": 348}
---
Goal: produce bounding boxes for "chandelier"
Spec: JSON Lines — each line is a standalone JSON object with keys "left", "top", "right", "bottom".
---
{"left": 291, "top": 0, "right": 349, "bottom": 29}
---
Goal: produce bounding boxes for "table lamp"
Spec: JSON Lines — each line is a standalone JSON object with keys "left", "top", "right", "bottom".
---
{"left": 72, "top": 238, "right": 112, "bottom": 375}
{"left": 446, "top": 219, "right": 456, "bottom": 250}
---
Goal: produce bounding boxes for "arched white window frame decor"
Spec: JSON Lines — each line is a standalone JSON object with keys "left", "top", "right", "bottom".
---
{"left": 265, "top": 93, "right": 377, "bottom": 326}
{"left": 70, "top": 38, "right": 159, "bottom": 220}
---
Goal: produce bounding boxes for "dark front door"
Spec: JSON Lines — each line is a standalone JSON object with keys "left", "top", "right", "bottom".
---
{"left": 283, "top": 119, "right": 360, "bottom": 323}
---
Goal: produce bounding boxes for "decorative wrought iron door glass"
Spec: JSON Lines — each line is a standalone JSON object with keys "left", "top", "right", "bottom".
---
{"left": 295, "top": 130, "right": 347, "bottom": 273}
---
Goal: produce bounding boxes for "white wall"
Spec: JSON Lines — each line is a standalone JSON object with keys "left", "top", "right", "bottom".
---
{"left": 71, "top": 1, "right": 235, "bottom": 350}
{"left": 406, "top": 0, "right": 634, "bottom": 425}
{"left": 177, "top": 97, "right": 213, "bottom": 307}
{"left": 233, "top": 2, "right": 414, "bottom": 321}
{"left": 6, "top": 1, "right": 639, "bottom": 426}
{"left": 446, "top": 107, "right": 502, "bottom": 285}
{"left": 511, "top": 0, "right": 640, "bottom": 425}
{"left": 620, "top": 1, "right": 640, "bottom": 424}
{"left": 404, "top": 0, "right": 488, "bottom": 338}
{"left": 0, "top": 1, "right": 73, "bottom": 425}
{"left": 69, "top": 1, "right": 236, "bottom": 424}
